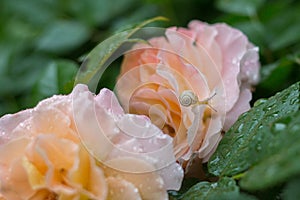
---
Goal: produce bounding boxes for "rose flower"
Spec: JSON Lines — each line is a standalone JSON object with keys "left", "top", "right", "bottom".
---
{"left": 117, "top": 20, "right": 260, "bottom": 164}
{"left": 0, "top": 84, "right": 183, "bottom": 200}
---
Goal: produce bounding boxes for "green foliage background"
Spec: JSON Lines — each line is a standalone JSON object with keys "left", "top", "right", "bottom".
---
{"left": 1, "top": 0, "right": 299, "bottom": 116}
{"left": 0, "top": 0, "right": 300, "bottom": 199}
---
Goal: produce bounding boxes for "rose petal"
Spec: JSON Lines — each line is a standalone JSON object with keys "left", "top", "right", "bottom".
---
{"left": 106, "top": 177, "right": 142, "bottom": 200}
{"left": 104, "top": 157, "right": 168, "bottom": 200}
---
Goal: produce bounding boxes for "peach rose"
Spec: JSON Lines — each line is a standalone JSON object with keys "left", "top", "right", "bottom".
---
{"left": 117, "top": 20, "right": 260, "bottom": 164}
{"left": 0, "top": 84, "right": 183, "bottom": 200}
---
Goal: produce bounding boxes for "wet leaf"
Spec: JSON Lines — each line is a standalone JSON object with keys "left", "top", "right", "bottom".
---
{"left": 180, "top": 177, "right": 256, "bottom": 200}
{"left": 240, "top": 112, "right": 300, "bottom": 190}
{"left": 168, "top": 178, "right": 199, "bottom": 199}
{"left": 208, "top": 82, "right": 300, "bottom": 177}
{"left": 74, "top": 16, "right": 167, "bottom": 89}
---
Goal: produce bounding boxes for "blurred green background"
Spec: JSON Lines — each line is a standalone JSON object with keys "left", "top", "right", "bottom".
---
{"left": 0, "top": 0, "right": 299, "bottom": 116}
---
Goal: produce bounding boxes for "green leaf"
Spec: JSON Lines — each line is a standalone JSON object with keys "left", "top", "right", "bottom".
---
{"left": 281, "top": 177, "right": 300, "bottom": 200}
{"left": 74, "top": 16, "right": 167, "bottom": 89}
{"left": 32, "top": 61, "right": 59, "bottom": 102}
{"left": 56, "top": 60, "right": 78, "bottom": 94}
{"left": 255, "top": 56, "right": 300, "bottom": 98}
{"left": 180, "top": 177, "right": 256, "bottom": 200}
{"left": 0, "top": 54, "right": 51, "bottom": 96}
{"left": 110, "top": 4, "right": 159, "bottom": 32}
{"left": 264, "top": 3, "right": 300, "bottom": 51}
{"left": 36, "top": 20, "right": 90, "bottom": 54}
{"left": 168, "top": 178, "right": 199, "bottom": 199}
{"left": 0, "top": 99, "right": 19, "bottom": 117}
{"left": 32, "top": 59, "right": 78, "bottom": 102}
{"left": 216, "top": 0, "right": 265, "bottom": 16}
{"left": 65, "top": 0, "right": 138, "bottom": 26}
{"left": 239, "top": 112, "right": 300, "bottom": 190}
{"left": 2, "top": 0, "right": 58, "bottom": 25}
{"left": 234, "top": 21, "right": 266, "bottom": 49}
{"left": 208, "top": 82, "right": 300, "bottom": 177}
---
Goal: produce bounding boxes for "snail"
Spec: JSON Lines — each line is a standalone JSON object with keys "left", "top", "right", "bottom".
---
{"left": 179, "top": 90, "right": 198, "bottom": 107}
{"left": 179, "top": 90, "right": 217, "bottom": 112}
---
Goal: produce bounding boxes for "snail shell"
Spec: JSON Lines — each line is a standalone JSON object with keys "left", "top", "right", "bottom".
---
{"left": 179, "top": 90, "right": 198, "bottom": 107}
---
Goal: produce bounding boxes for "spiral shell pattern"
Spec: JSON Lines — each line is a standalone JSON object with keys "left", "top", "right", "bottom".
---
{"left": 179, "top": 90, "right": 199, "bottom": 107}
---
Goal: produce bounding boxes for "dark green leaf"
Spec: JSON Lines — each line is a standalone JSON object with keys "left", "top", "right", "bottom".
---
{"left": 74, "top": 16, "right": 167, "bottom": 90}
{"left": 65, "top": 0, "right": 138, "bottom": 26}
{"left": 0, "top": 99, "right": 19, "bottom": 117}
{"left": 168, "top": 178, "right": 199, "bottom": 199}
{"left": 234, "top": 21, "right": 266, "bottom": 49}
{"left": 32, "top": 59, "right": 78, "bottom": 102}
{"left": 2, "top": 0, "right": 58, "bottom": 25}
{"left": 216, "top": 0, "right": 264, "bottom": 16}
{"left": 36, "top": 20, "right": 90, "bottom": 54}
{"left": 110, "top": 4, "right": 159, "bottom": 32}
{"left": 282, "top": 177, "right": 300, "bottom": 200}
{"left": 0, "top": 54, "right": 51, "bottom": 96}
{"left": 260, "top": 60, "right": 294, "bottom": 87}
{"left": 208, "top": 82, "right": 300, "bottom": 177}
{"left": 255, "top": 57, "right": 300, "bottom": 98}
{"left": 32, "top": 62, "right": 59, "bottom": 102}
{"left": 180, "top": 177, "right": 256, "bottom": 200}
{"left": 264, "top": 3, "right": 300, "bottom": 51}
{"left": 239, "top": 112, "right": 300, "bottom": 190}
{"left": 56, "top": 60, "right": 78, "bottom": 94}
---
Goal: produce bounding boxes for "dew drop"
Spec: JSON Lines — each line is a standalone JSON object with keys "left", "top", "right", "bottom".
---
{"left": 254, "top": 99, "right": 267, "bottom": 107}
{"left": 107, "top": 108, "right": 112, "bottom": 114}
{"left": 255, "top": 144, "right": 262, "bottom": 151}
{"left": 113, "top": 127, "right": 120, "bottom": 133}
{"left": 0, "top": 131, "right": 5, "bottom": 137}
{"left": 237, "top": 123, "right": 244, "bottom": 133}
{"left": 263, "top": 106, "right": 272, "bottom": 112}
{"left": 232, "top": 58, "right": 239, "bottom": 64}
{"left": 273, "top": 123, "right": 286, "bottom": 132}
{"left": 211, "top": 183, "right": 217, "bottom": 189}
{"left": 289, "top": 97, "right": 299, "bottom": 106}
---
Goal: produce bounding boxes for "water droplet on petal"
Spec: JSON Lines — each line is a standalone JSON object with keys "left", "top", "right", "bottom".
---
{"left": 113, "top": 127, "right": 120, "bottom": 133}
{"left": 0, "top": 131, "right": 5, "bottom": 137}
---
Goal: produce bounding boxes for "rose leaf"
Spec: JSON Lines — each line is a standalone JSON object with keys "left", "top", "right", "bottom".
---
{"left": 179, "top": 177, "right": 257, "bottom": 200}
{"left": 208, "top": 81, "right": 300, "bottom": 177}
{"left": 239, "top": 111, "right": 300, "bottom": 190}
